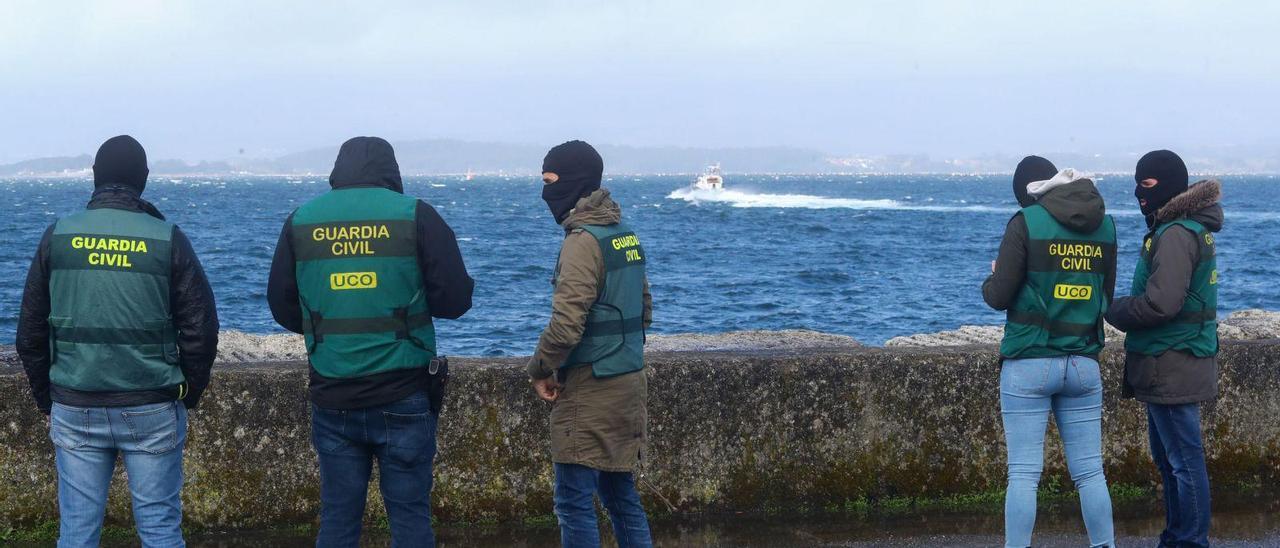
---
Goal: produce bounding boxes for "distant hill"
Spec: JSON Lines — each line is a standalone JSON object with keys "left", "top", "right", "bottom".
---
{"left": 231, "top": 139, "right": 836, "bottom": 175}
{"left": 3, "top": 140, "right": 1278, "bottom": 176}
{"left": 0, "top": 154, "right": 91, "bottom": 176}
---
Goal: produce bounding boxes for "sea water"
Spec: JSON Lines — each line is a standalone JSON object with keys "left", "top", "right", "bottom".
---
{"left": 2, "top": 175, "right": 1276, "bottom": 356}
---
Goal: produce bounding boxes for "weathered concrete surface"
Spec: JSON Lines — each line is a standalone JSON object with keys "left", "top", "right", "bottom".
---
{"left": 885, "top": 308, "right": 1277, "bottom": 347}
{"left": 2, "top": 341, "right": 1278, "bottom": 530}
{"left": 208, "top": 329, "right": 861, "bottom": 364}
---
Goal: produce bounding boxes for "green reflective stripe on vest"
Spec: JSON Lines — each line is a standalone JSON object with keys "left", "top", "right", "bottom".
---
{"left": 1000, "top": 205, "right": 1116, "bottom": 359}
{"left": 291, "top": 187, "right": 436, "bottom": 379}
{"left": 46, "top": 208, "right": 185, "bottom": 392}
{"left": 1005, "top": 310, "right": 1100, "bottom": 338}
{"left": 1125, "top": 219, "right": 1219, "bottom": 357}
{"left": 561, "top": 223, "right": 647, "bottom": 378}
{"left": 51, "top": 325, "right": 175, "bottom": 345}
{"left": 303, "top": 311, "right": 433, "bottom": 336}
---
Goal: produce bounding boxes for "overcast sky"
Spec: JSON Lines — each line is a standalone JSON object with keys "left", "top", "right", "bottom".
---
{"left": 2, "top": 1, "right": 1278, "bottom": 163}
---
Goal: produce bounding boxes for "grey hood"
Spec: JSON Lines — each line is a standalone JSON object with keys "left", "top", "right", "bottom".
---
{"left": 1034, "top": 175, "right": 1107, "bottom": 233}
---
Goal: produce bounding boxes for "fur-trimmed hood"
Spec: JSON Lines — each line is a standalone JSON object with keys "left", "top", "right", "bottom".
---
{"left": 1155, "top": 179, "right": 1223, "bottom": 232}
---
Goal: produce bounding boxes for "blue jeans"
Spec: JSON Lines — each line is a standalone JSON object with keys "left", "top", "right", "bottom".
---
{"left": 1147, "top": 402, "right": 1211, "bottom": 547}
{"left": 553, "top": 463, "right": 652, "bottom": 548}
{"left": 50, "top": 400, "right": 187, "bottom": 548}
{"left": 1000, "top": 356, "right": 1113, "bottom": 548}
{"left": 311, "top": 392, "right": 438, "bottom": 548}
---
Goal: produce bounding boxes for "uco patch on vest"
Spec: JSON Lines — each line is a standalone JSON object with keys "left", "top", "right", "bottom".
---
{"left": 330, "top": 272, "right": 378, "bottom": 290}
{"left": 1053, "top": 284, "right": 1092, "bottom": 300}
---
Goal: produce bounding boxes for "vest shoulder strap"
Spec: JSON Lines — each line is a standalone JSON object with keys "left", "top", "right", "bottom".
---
{"left": 1150, "top": 219, "right": 1211, "bottom": 263}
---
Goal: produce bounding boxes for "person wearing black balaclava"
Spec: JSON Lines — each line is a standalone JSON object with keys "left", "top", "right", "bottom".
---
{"left": 1107, "top": 150, "right": 1223, "bottom": 548}
{"left": 15, "top": 135, "right": 219, "bottom": 546}
{"left": 540, "top": 140, "right": 604, "bottom": 224}
{"left": 267, "top": 136, "right": 474, "bottom": 547}
{"left": 527, "top": 140, "right": 654, "bottom": 548}
{"left": 983, "top": 155, "right": 1119, "bottom": 547}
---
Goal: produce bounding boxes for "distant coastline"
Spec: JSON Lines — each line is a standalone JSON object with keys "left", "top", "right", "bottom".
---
{"left": 6, "top": 139, "right": 1280, "bottom": 178}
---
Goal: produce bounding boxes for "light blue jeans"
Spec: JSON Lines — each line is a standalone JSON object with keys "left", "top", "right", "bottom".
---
{"left": 1000, "top": 355, "right": 1113, "bottom": 548}
{"left": 50, "top": 401, "right": 188, "bottom": 548}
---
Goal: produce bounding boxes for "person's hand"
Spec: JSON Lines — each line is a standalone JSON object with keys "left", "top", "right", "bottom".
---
{"left": 991, "top": 260, "right": 997, "bottom": 273}
{"left": 532, "top": 376, "right": 562, "bottom": 402}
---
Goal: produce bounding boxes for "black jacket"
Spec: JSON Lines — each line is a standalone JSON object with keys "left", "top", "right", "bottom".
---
{"left": 266, "top": 143, "right": 474, "bottom": 409}
{"left": 1106, "top": 180, "right": 1223, "bottom": 404}
{"left": 983, "top": 179, "right": 1118, "bottom": 354}
{"left": 15, "top": 187, "right": 220, "bottom": 414}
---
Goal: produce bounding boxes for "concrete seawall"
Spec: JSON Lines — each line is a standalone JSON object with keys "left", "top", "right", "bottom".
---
{"left": 2, "top": 342, "right": 1278, "bottom": 530}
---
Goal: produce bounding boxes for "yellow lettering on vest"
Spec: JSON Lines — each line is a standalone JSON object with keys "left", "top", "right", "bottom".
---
{"left": 1210, "top": 270, "right": 1218, "bottom": 285}
{"left": 330, "top": 241, "right": 375, "bottom": 256}
{"left": 73, "top": 237, "right": 147, "bottom": 254}
{"left": 1049, "top": 242, "right": 1102, "bottom": 258}
{"left": 1053, "top": 284, "right": 1092, "bottom": 300}
{"left": 625, "top": 249, "right": 643, "bottom": 262}
{"left": 1060, "top": 257, "right": 1092, "bottom": 271}
{"left": 314, "top": 223, "right": 389, "bottom": 256}
{"left": 611, "top": 235, "right": 640, "bottom": 250}
{"left": 330, "top": 271, "right": 378, "bottom": 290}
{"left": 87, "top": 253, "right": 132, "bottom": 268}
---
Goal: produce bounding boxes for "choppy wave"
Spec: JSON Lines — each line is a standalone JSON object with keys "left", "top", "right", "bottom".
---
{"left": 666, "top": 187, "right": 1006, "bottom": 212}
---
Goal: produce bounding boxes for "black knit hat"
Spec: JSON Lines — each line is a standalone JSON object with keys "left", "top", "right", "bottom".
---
{"left": 1012, "top": 155, "right": 1058, "bottom": 207}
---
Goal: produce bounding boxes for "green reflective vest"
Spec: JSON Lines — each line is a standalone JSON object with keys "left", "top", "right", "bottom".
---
{"left": 291, "top": 187, "right": 436, "bottom": 379}
{"left": 1125, "top": 219, "right": 1219, "bottom": 357}
{"left": 47, "top": 208, "right": 185, "bottom": 392}
{"left": 560, "top": 223, "right": 647, "bottom": 378}
{"left": 1000, "top": 204, "right": 1116, "bottom": 359}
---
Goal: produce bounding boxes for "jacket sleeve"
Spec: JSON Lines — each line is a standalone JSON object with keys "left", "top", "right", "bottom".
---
{"left": 1105, "top": 226, "right": 1198, "bottom": 332}
{"left": 527, "top": 231, "right": 601, "bottom": 379}
{"left": 1105, "top": 218, "right": 1118, "bottom": 305}
{"left": 982, "top": 214, "right": 1027, "bottom": 311}
{"left": 169, "top": 226, "right": 219, "bottom": 410}
{"left": 643, "top": 275, "right": 653, "bottom": 330}
{"left": 266, "top": 213, "right": 304, "bottom": 334}
{"left": 415, "top": 202, "right": 474, "bottom": 320}
{"left": 15, "top": 225, "right": 55, "bottom": 414}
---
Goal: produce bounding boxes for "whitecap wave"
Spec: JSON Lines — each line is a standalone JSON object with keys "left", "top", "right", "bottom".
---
{"left": 666, "top": 187, "right": 1007, "bottom": 213}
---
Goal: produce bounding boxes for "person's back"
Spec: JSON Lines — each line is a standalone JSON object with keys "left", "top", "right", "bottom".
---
{"left": 983, "top": 157, "right": 1116, "bottom": 548}
{"left": 266, "top": 136, "right": 473, "bottom": 547}
{"left": 15, "top": 135, "right": 219, "bottom": 547}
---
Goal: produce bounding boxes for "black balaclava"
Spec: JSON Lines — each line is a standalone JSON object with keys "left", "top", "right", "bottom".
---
{"left": 93, "top": 135, "right": 149, "bottom": 193}
{"left": 1134, "top": 150, "right": 1188, "bottom": 227}
{"left": 541, "top": 140, "right": 603, "bottom": 224}
{"left": 1012, "top": 155, "right": 1058, "bottom": 207}
{"left": 329, "top": 136, "right": 404, "bottom": 193}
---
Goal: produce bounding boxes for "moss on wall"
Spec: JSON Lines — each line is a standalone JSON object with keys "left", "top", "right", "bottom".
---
{"left": 2, "top": 342, "right": 1277, "bottom": 529}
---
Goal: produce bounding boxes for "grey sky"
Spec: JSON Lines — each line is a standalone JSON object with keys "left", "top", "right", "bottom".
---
{"left": 2, "top": 0, "right": 1278, "bottom": 163}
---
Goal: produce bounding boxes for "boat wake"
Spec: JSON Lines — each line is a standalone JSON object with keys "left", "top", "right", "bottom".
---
{"left": 666, "top": 187, "right": 1006, "bottom": 212}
